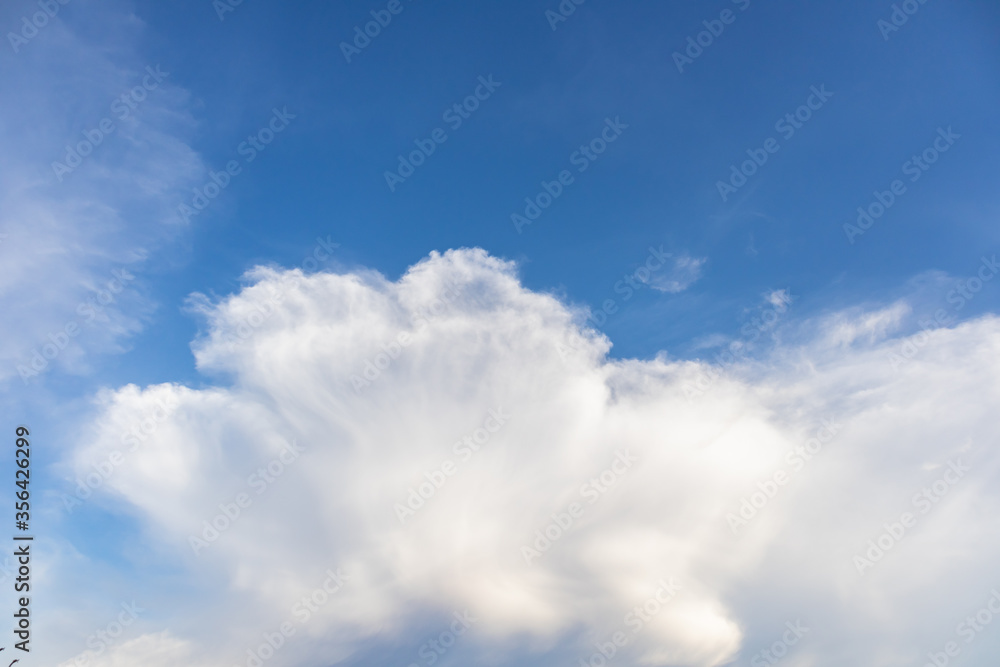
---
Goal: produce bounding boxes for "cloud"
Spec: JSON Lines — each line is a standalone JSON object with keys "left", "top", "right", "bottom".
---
{"left": 818, "top": 300, "right": 912, "bottom": 348}
{"left": 645, "top": 254, "right": 705, "bottom": 293}
{"left": 57, "top": 632, "right": 200, "bottom": 667}
{"left": 60, "top": 248, "right": 1000, "bottom": 666}
{"left": 0, "top": 1, "right": 204, "bottom": 384}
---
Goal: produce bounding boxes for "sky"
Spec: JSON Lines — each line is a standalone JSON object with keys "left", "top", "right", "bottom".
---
{"left": 1, "top": 0, "right": 999, "bottom": 666}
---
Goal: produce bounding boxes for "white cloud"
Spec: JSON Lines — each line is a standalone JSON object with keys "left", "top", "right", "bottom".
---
{"left": 58, "top": 248, "right": 1000, "bottom": 666}
{"left": 645, "top": 253, "right": 705, "bottom": 293}
{"left": 767, "top": 288, "right": 792, "bottom": 309}
{"left": 57, "top": 631, "right": 201, "bottom": 667}
{"left": 0, "top": 1, "right": 204, "bottom": 383}
{"left": 819, "top": 300, "right": 912, "bottom": 348}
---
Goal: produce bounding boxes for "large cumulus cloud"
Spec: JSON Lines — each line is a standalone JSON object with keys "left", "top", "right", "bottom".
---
{"left": 62, "top": 248, "right": 1000, "bottom": 667}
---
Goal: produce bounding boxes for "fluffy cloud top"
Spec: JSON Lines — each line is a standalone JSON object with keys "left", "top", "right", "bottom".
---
{"left": 64, "top": 248, "right": 1000, "bottom": 667}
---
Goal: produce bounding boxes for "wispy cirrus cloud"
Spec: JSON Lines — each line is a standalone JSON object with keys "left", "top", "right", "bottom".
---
{"left": 644, "top": 253, "right": 706, "bottom": 293}
{"left": 0, "top": 0, "right": 205, "bottom": 384}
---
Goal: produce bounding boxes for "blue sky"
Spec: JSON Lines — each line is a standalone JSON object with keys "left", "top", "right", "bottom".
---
{"left": 67, "top": 0, "right": 1000, "bottom": 382}
{"left": 3, "top": 1, "right": 1000, "bottom": 666}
